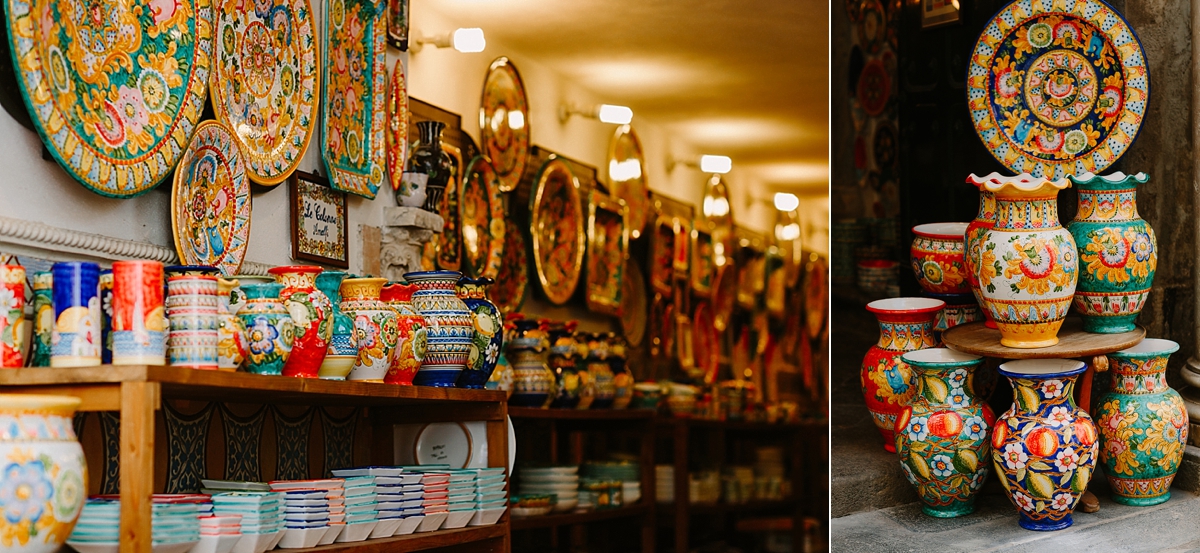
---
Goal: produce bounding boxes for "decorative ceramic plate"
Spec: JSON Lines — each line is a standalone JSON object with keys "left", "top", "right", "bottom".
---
{"left": 702, "top": 175, "right": 735, "bottom": 269}
{"left": 460, "top": 156, "right": 505, "bottom": 279}
{"left": 479, "top": 58, "right": 530, "bottom": 193}
{"left": 967, "top": 1, "right": 1148, "bottom": 178}
{"left": 872, "top": 119, "right": 897, "bottom": 170}
{"left": 653, "top": 296, "right": 674, "bottom": 359}
{"left": 491, "top": 220, "right": 528, "bottom": 314}
{"left": 712, "top": 266, "right": 737, "bottom": 332}
{"left": 171, "top": 121, "right": 251, "bottom": 277}
{"left": 530, "top": 157, "right": 584, "bottom": 305}
{"left": 673, "top": 217, "right": 692, "bottom": 277}
{"left": 322, "top": 0, "right": 387, "bottom": 198}
{"left": 386, "top": 59, "right": 409, "bottom": 192}
{"left": 413, "top": 422, "right": 472, "bottom": 468}
{"left": 6, "top": 0, "right": 213, "bottom": 197}
{"left": 857, "top": 59, "right": 889, "bottom": 116}
{"left": 608, "top": 125, "right": 649, "bottom": 239}
{"left": 436, "top": 145, "right": 463, "bottom": 271}
{"left": 650, "top": 216, "right": 674, "bottom": 295}
{"left": 211, "top": 0, "right": 318, "bottom": 186}
{"left": 845, "top": 0, "right": 863, "bottom": 22}
{"left": 805, "top": 257, "right": 828, "bottom": 340}
{"left": 693, "top": 302, "right": 718, "bottom": 384}
{"left": 586, "top": 192, "right": 628, "bottom": 316}
{"left": 857, "top": 0, "right": 885, "bottom": 54}
{"left": 620, "top": 259, "right": 647, "bottom": 347}
{"left": 691, "top": 230, "right": 716, "bottom": 296}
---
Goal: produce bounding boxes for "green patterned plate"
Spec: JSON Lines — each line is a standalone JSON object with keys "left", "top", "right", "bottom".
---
{"left": 321, "top": 0, "right": 387, "bottom": 198}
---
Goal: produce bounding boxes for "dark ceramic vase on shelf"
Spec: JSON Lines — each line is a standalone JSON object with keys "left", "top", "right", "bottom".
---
{"left": 406, "top": 120, "right": 453, "bottom": 212}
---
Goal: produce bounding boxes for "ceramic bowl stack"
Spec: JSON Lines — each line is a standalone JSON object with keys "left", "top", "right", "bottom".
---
{"left": 194, "top": 514, "right": 242, "bottom": 553}
{"left": 655, "top": 465, "right": 675, "bottom": 503}
{"left": 333, "top": 467, "right": 424, "bottom": 536}
{"left": 268, "top": 479, "right": 341, "bottom": 549}
{"left": 518, "top": 465, "right": 580, "bottom": 512}
{"left": 209, "top": 492, "right": 284, "bottom": 553}
{"left": 509, "top": 494, "right": 554, "bottom": 517}
{"left": 67, "top": 497, "right": 201, "bottom": 553}
{"left": 470, "top": 468, "right": 509, "bottom": 526}
{"left": 583, "top": 461, "right": 640, "bottom": 504}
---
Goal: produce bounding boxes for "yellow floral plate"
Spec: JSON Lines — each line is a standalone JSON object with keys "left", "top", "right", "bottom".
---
{"left": 530, "top": 157, "right": 584, "bottom": 305}
{"left": 5, "top": 0, "right": 214, "bottom": 197}
{"left": 170, "top": 120, "right": 251, "bottom": 277}
{"left": 322, "top": 0, "right": 387, "bottom": 198}
{"left": 479, "top": 57, "right": 529, "bottom": 193}
{"left": 210, "top": 0, "right": 319, "bottom": 185}
{"left": 460, "top": 156, "right": 506, "bottom": 279}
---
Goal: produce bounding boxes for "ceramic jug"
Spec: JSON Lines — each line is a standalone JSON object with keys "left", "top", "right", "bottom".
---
{"left": 406, "top": 120, "right": 453, "bottom": 212}
{"left": 405, "top": 270, "right": 474, "bottom": 387}
{"left": 381, "top": 282, "right": 427, "bottom": 386}
{"left": 341, "top": 277, "right": 399, "bottom": 382}
{"left": 584, "top": 332, "right": 616, "bottom": 409}
{"left": 860, "top": 297, "right": 944, "bottom": 452}
{"left": 608, "top": 333, "right": 634, "bottom": 410}
{"left": 269, "top": 266, "right": 331, "bottom": 378}
{"left": 238, "top": 283, "right": 295, "bottom": 375}
{"left": 507, "top": 318, "right": 556, "bottom": 407}
{"left": 548, "top": 320, "right": 583, "bottom": 408}
{"left": 964, "top": 176, "right": 998, "bottom": 329}
{"left": 30, "top": 271, "right": 52, "bottom": 367}
{"left": 216, "top": 278, "right": 247, "bottom": 371}
{"left": 316, "top": 271, "right": 356, "bottom": 380}
{"left": 910, "top": 223, "right": 970, "bottom": 295}
{"left": 455, "top": 277, "right": 504, "bottom": 389}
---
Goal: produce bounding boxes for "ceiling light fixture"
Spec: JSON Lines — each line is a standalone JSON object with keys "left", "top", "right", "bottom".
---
{"left": 411, "top": 28, "right": 486, "bottom": 53}
{"left": 558, "top": 103, "right": 634, "bottom": 125}
{"left": 667, "top": 155, "right": 733, "bottom": 174}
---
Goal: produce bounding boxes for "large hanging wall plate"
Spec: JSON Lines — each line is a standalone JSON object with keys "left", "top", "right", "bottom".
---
{"left": 491, "top": 219, "right": 528, "bottom": 315}
{"left": 386, "top": 60, "right": 409, "bottom": 192}
{"left": 693, "top": 302, "right": 718, "bottom": 384}
{"left": 607, "top": 125, "right": 649, "bottom": 239}
{"left": 585, "top": 191, "right": 629, "bottom": 316}
{"left": 6, "top": 0, "right": 214, "bottom": 197}
{"left": 479, "top": 57, "right": 530, "bottom": 193}
{"left": 649, "top": 215, "right": 674, "bottom": 295}
{"left": 460, "top": 155, "right": 505, "bottom": 279}
{"left": 171, "top": 121, "right": 251, "bottom": 277}
{"left": 211, "top": 0, "right": 318, "bottom": 186}
{"left": 967, "top": 0, "right": 1148, "bottom": 178}
{"left": 322, "top": 0, "right": 387, "bottom": 198}
{"left": 620, "top": 258, "right": 647, "bottom": 347}
{"left": 530, "top": 157, "right": 585, "bottom": 305}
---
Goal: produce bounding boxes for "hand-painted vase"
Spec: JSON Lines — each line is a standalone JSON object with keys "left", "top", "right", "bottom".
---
{"left": 974, "top": 174, "right": 1077, "bottom": 348}
{"left": 964, "top": 177, "right": 999, "bottom": 329}
{"left": 340, "top": 278, "right": 399, "bottom": 382}
{"left": 584, "top": 332, "right": 616, "bottom": 409}
{"left": 404, "top": 271, "right": 474, "bottom": 387}
{"left": 993, "top": 360, "right": 1098, "bottom": 531}
{"left": 269, "top": 266, "right": 331, "bottom": 378}
{"left": 110, "top": 261, "right": 166, "bottom": 366}
{"left": 911, "top": 223, "right": 970, "bottom": 295}
{"left": 488, "top": 353, "right": 514, "bottom": 397}
{"left": 894, "top": 349, "right": 994, "bottom": 518}
{"left": 237, "top": 283, "right": 295, "bottom": 375}
{"left": 406, "top": 121, "right": 453, "bottom": 212}
{"left": 548, "top": 320, "right": 582, "bottom": 408}
{"left": 608, "top": 333, "right": 634, "bottom": 410}
{"left": 229, "top": 275, "right": 276, "bottom": 315}
{"left": 861, "top": 297, "right": 944, "bottom": 452}
{"left": 928, "top": 292, "right": 983, "bottom": 347}
{"left": 507, "top": 318, "right": 556, "bottom": 407}
{"left": 316, "top": 271, "right": 355, "bottom": 381}
{"left": 216, "top": 278, "right": 247, "bottom": 372}
{"left": 0, "top": 395, "right": 86, "bottom": 553}
{"left": 0, "top": 265, "right": 26, "bottom": 367}
{"left": 50, "top": 262, "right": 101, "bottom": 368}
{"left": 1067, "top": 172, "right": 1156, "bottom": 334}
{"left": 1096, "top": 339, "right": 1187, "bottom": 506}
{"left": 166, "top": 275, "right": 221, "bottom": 370}
{"left": 98, "top": 270, "right": 112, "bottom": 364}
{"left": 30, "top": 272, "right": 52, "bottom": 367}
{"left": 381, "top": 283, "right": 427, "bottom": 386}
{"left": 455, "top": 277, "right": 504, "bottom": 389}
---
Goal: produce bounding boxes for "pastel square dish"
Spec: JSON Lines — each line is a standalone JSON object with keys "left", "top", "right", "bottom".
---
{"left": 442, "top": 511, "right": 474, "bottom": 529}
{"left": 333, "top": 521, "right": 377, "bottom": 543}
{"left": 469, "top": 506, "right": 507, "bottom": 526}
{"left": 276, "top": 527, "right": 325, "bottom": 549}
{"left": 317, "top": 524, "right": 344, "bottom": 546}
{"left": 395, "top": 516, "right": 423, "bottom": 535}
{"left": 414, "top": 512, "right": 449, "bottom": 533}
{"left": 369, "top": 518, "right": 404, "bottom": 538}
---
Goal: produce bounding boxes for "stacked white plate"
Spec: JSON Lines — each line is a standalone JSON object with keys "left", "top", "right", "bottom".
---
{"left": 518, "top": 466, "right": 579, "bottom": 512}
{"left": 210, "top": 492, "right": 284, "bottom": 553}
{"left": 193, "top": 514, "right": 242, "bottom": 553}
{"left": 655, "top": 465, "right": 675, "bottom": 503}
{"left": 67, "top": 498, "right": 200, "bottom": 553}
{"left": 411, "top": 470, "right": 451, "bottom": 532}
{"left": 469, "top": 468, "right": 508, "bottom": 526}
{"left": 339, "top": 476, "right": 383, "bottom": 541}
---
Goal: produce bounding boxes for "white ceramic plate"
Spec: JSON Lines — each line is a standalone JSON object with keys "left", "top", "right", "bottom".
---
{"left": 413, "top": 422, "right": 473, "bottom": 468}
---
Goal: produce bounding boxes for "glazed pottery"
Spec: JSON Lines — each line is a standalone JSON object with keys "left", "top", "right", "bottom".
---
{"left": 455, "top": 277, "right": 504, "bottom": 389}
{"left": 110, "top": 261, "right": 167, "bottom": 366}
{"left": 238, "top": 283, "right": 296, "bottom": 375}
{"left": 530, "top": 158, "right": 586, "bottom": 306}
{"left": 584, "top": 333, "right": 617, "bottom": 409}
{"left": 166, "top": 275, "right": 221, "bottom": 370}
{"left": 404, "top": 121, "right": 453, "bottom": 212}
{"left": 507, "top": 318, "right": 555, "bottom": 407}
{"left": 316, "top": 271, "right": 356, "bottom": 380}
{"left": 965, "top": 177, "right": 998, "bottom": 328}
{"left": 269, "top": 266, "right": 332, "bottom": 378}
{"left": 404, "top": 271, "right": 474, "bottom": 387}
{"left": 993, "top": 359, "right": 1098, "bottom": 531}
{"left": 229, "top": 275, "right": 276, "bottom": 315}
{"left": 929, "top": 293, "right": 983, "bottom": 338}
{"left": 50, "top": 262, "right": 101, "bottom": 368}
{"left": 381, "top": 283, "right": 427, "bottom": 386}
{"left": 170, "top": 120, "right": 252, "bottom": 276}
{"left": 1067, "top": 172, "right": 1157, "bottom": 334}
{"left": 98, "top": 271, "right": 112, "bottom": 365}
{"left": 216, "top": 278, "right": 247, "bottom": 372}
{"left": 0, "top": 395, "right": 87, "bottom": 553}
{"left": 894, "top": 349, "right": 994, "bottom": 518}
{"left": 1096, "top": 339, "right": 1187, "bottom": 506}
{"left": 460, "top": 156, "right": 506, "bottom": 279}
{"left": 911, "top": 223, "right": 970, "bottom": 295}
{"left": 488, "top": 353, "right": 514, "bottom": 397}
{"left": 608, "top": 334, "right": 634, "bottom": 410}
{"left": 0, "top": 265, "right": 25, "bottom": 367}
{"left": 861, "top": 297, "right": 944, "bottom": 452}
{"left": 547, "top": 320, "right": 582, "bottom": 408}
{"left": 29, "top": 272, "right": 51, "bottom": 367}
{"left": 479, "top": 57, "right": 530, "bottom": 193}
{"left": 974, "top": 174, "right": 1077, "bottom": 348}
{"left": 341, "top": 278, "right": 399, "bottom": 382}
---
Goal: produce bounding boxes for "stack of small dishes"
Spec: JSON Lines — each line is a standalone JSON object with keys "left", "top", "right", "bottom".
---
{"left": 655, "top": 465, "right": 675, "bottom": 503}
{"left": 519, "top": 465, "right": 580, "bottom": 512}
{"left": 194, "top": 514, "right": 242, "bottom": 553}
{"left": 68, "top": 497, "right": 201, "bottom": 553}
{"left": 338, "top": 476, "right": 386, "bottom": 540}
{"left": 201, "top": 479, "right": 271, "bottom": 495}
{"left": 443, "top": 470, "right": 479, "bottom": 529}
{"left": 471, "top": 467, "right": 508, "bottom": 526}
{"left": 409, "top": 469, "right": 451, "bottom": 532}
{"left": 509, "top": 494, "right": 554, "bottom": 517}
{"left": 269, "top": 479, "right": 336, "bottom": 549}
{"left": 210, "top": 492, "right": 284, "bottom": 553}
{"left": 333, "top": 467, "right": 424, "bottom": 536}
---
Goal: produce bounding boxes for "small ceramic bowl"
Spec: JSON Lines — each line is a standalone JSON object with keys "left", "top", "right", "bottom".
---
{"left": 442, "top": 510, "right": 474, "bottom": 529}
{"left": 369, "top": 518, "right": 404, "bottom": 539}
{"left": 333, "top": 521, "right": 376, "bottom": 543}
{"left": 415, "top": 512, "right": 449, "bottom": 533}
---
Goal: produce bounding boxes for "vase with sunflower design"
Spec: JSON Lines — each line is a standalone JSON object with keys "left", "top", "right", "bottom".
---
{"left": 861, "top": 297, "right": 944, "bottom": 452}
{"left": 341, "top": 278, "right": 400, "bottom": 382}
{"left": 975, "top": 175, "right": 1077, "bottom": 348}
{"left": 237, "top": 283, "right": 295, "bottom": 375}
{"left": 0, "top": 394, "right": 87, "bottom": 553}
{"left": 992, "top": 359, "right": 1098, "bottom": 531}
{"left": 1095, "top": 339, "right": 1187, "bottom": 506}
{"left": 910, "top": 223, "right": 970, "bottom": 295}
{"left": 405, "top": 271, "right": 475, "bottom": 387}
{"left": 894, "top": 349, "right": 994, "bottom": 518}
{"left": 382, "top": 282, "right": 428, "bottom": 386}
{"left": 268, "top": 266, "right": 332, "bottom": 378}
{"left": 965, "top": 175, "right": 999, "bottom": 328}
{"left": 455, "top": 277, "right": 504, "bottom": 389}
{"left": 1067, "top": 172, "right": 1156, "bottom": 334}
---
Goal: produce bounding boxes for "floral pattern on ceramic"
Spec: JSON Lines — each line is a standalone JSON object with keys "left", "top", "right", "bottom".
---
{"left": 911, "top": 223, "right": 970, "bottom": 295}
{"left": 166, "top": 275, "right": 220, "bottom": 370}
{"left": 1067, "top": 172, "right": 1156, "bottom": 334}
{"left": 491, "top": 220, "right": 528, "bottom": 315}
{"left": 321, "top": 0, "right": 387, "bottom": 198}
{"left": 404, "top": 271, "right": 474, "bottom": 387}
{"left": 237, "top": 283, "right": 295, "bottom": 375}
{"left": 894, "top": 349, "right": 994, "bottom": 518}
{"left": 0, "top": 395, "right": 86, "bottom": 553}
{"left": 269, "top": 266, "right": 331, "bottom": 378}
{"left": 507, "top": 318, "right": 555, "bottom": 407}
{"left": 965, "top": 176, "right": 999, "bottom": 328}
{"left": 386, "top": 59, "right": 409, "bottom": 194}
{"left": 110, "top": 261, "right": 166, "bottom": 366}
{"left": 608, "top": 334, "right": 633, "bottom": 410}
{"left": 316, "top": 271, "right": 355, "bottom": 380}
{"left": 460, "top": 157, "right": 506, "bottom": 280}
{"left": 530, "top": 158, "right": 585, "bottom": 306}
{"left": 584, "top": 333, "right": 617, "bottom": 409}
{"left": 0, "top": 266, "right": 26, "bottom": 368}
{"left": 974, "top": 175, "right": 1077, "bottom": 349}
{"left": 480, "top": 57, "right": 529, "bottom": 193}
{"left": 548, "top": 321, "right": 582, "bottom": 408}
{"left": 929, "top": 293, "right": 983, "bottom": 341}
{"left": 993, "top": 360, "right": 1098, "bottom": 531}
{"left": 861, "top": 298, "right": 944, "bottom": 452}
{"left": 171, "top": 120, "right": 251, "bottom": 276}
{"left": 215, "top": 278, "right": 246, "bottom": 371}
{"left": 50, "top": 262, "right": 101, "bottom": 368}
{"left": 455, "top": 277, "right": 503, "bottom": 389}
{"left": 1096, "top": 339, "right": 1187, "bottom": 506}
{"left": 381, "top": 283, "right": 426, "bottom": 386}
{"left": 339, "top": 278, "right": 398, "bottom": 382}
{"left": 29, "top": 272, "right": 52, "bottom": 368}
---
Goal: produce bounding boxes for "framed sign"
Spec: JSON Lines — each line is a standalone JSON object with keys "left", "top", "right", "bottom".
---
{"left": 290, "top": 170, "right": 349, "bottom": 268}
{"left": 921, "top": 0, "right": 960, "bottom": 29}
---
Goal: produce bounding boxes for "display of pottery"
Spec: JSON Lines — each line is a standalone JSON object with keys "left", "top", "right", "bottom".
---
{"left": 214, "top": 278, "right": 247, "bottom": 372}
{"left": 381, "top": 282, "right": 427, "bottom": 386}
{"left": 964, "top": 176, "right": 998, "bottom": 329}
{"left": 480, "top": 57, "right": 530, "bottom": 193}
{"left": 269, "top": 266, "right": 331, "bottom": 378}
{"left": 341, "top": 277, "right": 398, "bottom": 382}
{"left": 910, "top": 223, "right": 970, "bottom": 295}
{"left": 315, "top": 271, "right": 356, "bottom": 381}
{"left": 170, "top": 120, "right": 252, "bottom": 276}
{"left": 110, "top": 261, "right": 166, "bottom": 366}
{"left": 166, "top": 274, "right": 221, "bottom": 370}
{"left": 973, "top": 174, "right": 1076, "bottom": 349}
{"left": 405, "top": 270, "right": 474, "bottom": 387}
{"left": 861, "top": 297, "right": 944, "bottom": 452}
{"left": 460, "top": 156, "right": 506, "bottom": 279}
{"left": 50, "top": 262, "right": 101, "bottom": 368}
{"left": 0, "top": 264, "right": 25, "bottom": 367}
{"left": 608, "top": 334, "right": 634, "bottom": 410}
{"left": 993, "top": 359, "right": 1098, "bottom": 531}
{"left": 928, "top": 292, "right": 983, "bottom": 343}
{"left": 507, "top": 318, "right": 555, "bottom": 407}
{"left": 530, "top": 157, "right": 585, "bottom": 306}
{"left": 401, "top": 121, "right": 454, "bottom": 212}
{"left": 894, "top": 349, "right": 993, "bottom": 518}
{"left": 322, "top": 0, "right": 388, "bottom": 199}
{"left": 30, "top": 271, "right": 52, "bottom": 367}
{"left": 455, "top": 277, "right": 504, "bottom": 389}
{"left": 1067, "top": 172, "right": 1156, "bottom": 334}
{"left": 548, "top": 320, "right": 582, "bottom": 408}
{"left": 608, "top": 125, "right": 649, "bottom": 238}
{"left": 237, "top": 283, "right": 295, "bottom": 375}
{"left": 583, "top": 333, "right": 616, "bottom": 409}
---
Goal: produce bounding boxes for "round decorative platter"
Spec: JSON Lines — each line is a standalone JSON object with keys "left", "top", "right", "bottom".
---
{"left": 491, "top": 220, "right": 528, "bottom": 314}
{"left": 857, "top": 59, "right": 889, "bottom": 116}
{"left": 480, "top": 57, "right": 530, "bottom": 193}
{"left": 171, "top": 120, "right": 251, "bottom": 277}
{"left": 608, "top": 125, "right": 650, "bottom": 239}
{"left": 387, "top": 59, "right": 409, "bottom": 193}
{"left": 460, "top": 156, "right": 506, "bottom": 279}
{"left": 530, "top": 157, "right": 584, "bottom": 305}
{"left": 857, "top": 0, "right": 885, "bottom": 54}
{"left": 211, "top": 0, "right": 318, "bottom": 186}
{"left": 967, "top": 0, "right": 1148, "bottom": 179}
{"left": 6, "top": 0, "right": 214, "bottom": 197}
{"left": 322, "top": 0, "right": 387, "bottom": 198}
{"left": 620, "top": 259, "right": 647, "bottom": 347}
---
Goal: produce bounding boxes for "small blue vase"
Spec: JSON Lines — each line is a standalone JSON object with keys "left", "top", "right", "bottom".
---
{"left": 455, "top": 277, "right": 504, "bottom": 389}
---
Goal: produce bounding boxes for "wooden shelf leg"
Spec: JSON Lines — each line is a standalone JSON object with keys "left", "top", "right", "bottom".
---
{"left": 641, "top": 418, "right": 656, "bottom": 553}
{"left": 673, "top": 422, "right": 688, "bottom": 553}
{"left": 118, "top": 381, "right": 160, "bottom": 553}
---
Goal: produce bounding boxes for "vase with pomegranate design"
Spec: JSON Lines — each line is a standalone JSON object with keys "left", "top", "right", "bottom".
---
{"left": 894, "top": 349, "right": 994, "bottom": 518}
{"left": 861, "top": 297, "right": 944, "bottom": 452}
{"left": 548, "top": 320, "right": 582, "bottom": 408}
{"left": 315, "top": 271, "right": 355, "bottom": 381}
{"left": 216, "top": 278, "right": 247, "bottom": 372}
{"left": 911, "top": 223, "right": 970, "bottom": 295}
{"left": 268, "top": 266, "right": 331, "bottom": 378}
{"left": 507, "top": 318, "right": 556, "bottom": 407}
{"left": 455, "top": 277, "right": 504, "bottom": 389}
{"left": 404, "top": 271, "right": 475, "bottom": 387}
{"left": 341, "top": 278, "right": 399, "bottom": 382}
{"left": 992, "top": 359, "right": 1098, "bottom": 531}
{"left": 974, "top": 175, "right": 1077, "bottom": 348}
{"left": 1096, "top": 339, "right": 1187, "bottom": 506}
{"left": 237, "top": 283, "right": 295, "bottom": 375}
{"left": 1067, "top": 172, "right": 1156, "bottom": 334}
{"left": 382, "top": 282, "right": 428, "bottom": 386}
{"left": 965, "top": 175, "right": 999, "bottom": 328}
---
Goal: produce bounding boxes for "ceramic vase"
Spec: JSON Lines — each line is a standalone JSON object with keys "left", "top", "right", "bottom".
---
{"left": 1096, "top": 339, "right": 1187, "bottom": 506}
{"left": 406, "top": 121, "right": 453, "bottom": 212}
{"left": 269, "top": 266, "right": 331, "bottom": 378}
{"left": 965, "top": 176, "right": 999, "bottom": 329}
{"left": 238, "top": 283, "right": 295, "bottom": 375}
{"left": 0, "top": 265, "right": 25, "bottom": 367}
{"left": 455, "top": 277, "right": 504, "bottom": 389}
{"left": 574, "top": 332, "right": 597, "bottom": 410}
{"left": 316, "top": 271, "right": 356, "bottom": 381}
{"left": 974, "top": 175, "right": 1077, "bottom": 348}
{"left": 894, "top": 349, "right": 994, "bottom": 518}
{"left": 507, "top": 318, "right": 556, "bottom": 407}
{"left": 929, "top": 292, "right": 983, "bottom": 347}
{"left": 911, "top": 223, "right": 971, "bottom": 295}
{"left": 340, "top": 278, "right": 399, "bottom": 382}
{"left": 1067, "top": 172, "right": 1156, "bottom": 334}
{"left": 30, "top": 271, "right": 52, "bottom": 367}
{"left": 98, "top": 270, "right": 112, "bottom": 364}
{"left": 381, "top": 282, "right": 427, "bottom": 386}
{"left": 861, "top": 297, "right": 944, "bottom": 452}
{"left": 404, "top": 270, "right": 474, "bottom": 387}
{"left": 584, "top": 332, "right": 617, "bottom": 409}
{"left": 608, "top": 334, "right": 634, "bottom": 410}
{"left": 548, "top": 320, "right": 582, "bottom": 408}
{"left": 993, "top": 359, "right": 1098, "bottom": 531}
{"left": 50, "top": 262, "right": 101, "bottom": 368}
{"left": 166, "top": 275, "right": 220, "bottom": 370}
{"left": 488, "top": 353, "right": 514, "bottom": 397}
{"left": 0, "top": 394, "right": 87, "bottom": 553}
{"left": 110, "top": 260, "right": 166, "bottom": 366}
{"left": 215, "top": 278, "right": 247, "bottom": 372}
{"left": 229, "top": 275, "right": 276, "bottom": 315}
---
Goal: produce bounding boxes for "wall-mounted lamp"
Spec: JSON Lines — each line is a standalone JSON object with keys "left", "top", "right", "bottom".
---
{"left": 558, "top": 103, "right": 634, "bottom": 124}
{"left": 668, "top": 155, "right": 732, "bottom": 174}
{"left": 774, "top": 192, "right": 800, "bottom": 212}
{"left": 410, "top": 28, "right": 486, "bottom": 53}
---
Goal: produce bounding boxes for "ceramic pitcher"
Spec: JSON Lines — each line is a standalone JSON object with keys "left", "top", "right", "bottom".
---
{"left": 548, "top": 320, "right": 583, "bottom": 408}
{"left": 316, "top": 271, "right": 356, "bottom": 381}
{"left": 455, "top": 277, "right": 504, "bottom": 389}
{"left": 965, "top": 175, "right": 999, "bottom": 329}
{"left": 269, "top": 266, "right": 331, "bottom": 378}
{"left": 0, "top": 265, "right": 26, "bottom": 367}
{"left": 341, "top": 277, "right": 399, "bottom": 382}
{"left": 238, "top": 283, "right": 295, "bottom": 375}
{"left": 381, "top": 282, "right": 427, "bottom": 386}
{"left": 584, "top": 332, "right": 617, "bottom": 409}
{"left": 215, "top": 278, "right": 247, "bottom": 371}
{"left": 30, "top": 271, "right": 52, "bottom": 367}
{"left": 404, "top": 270, "right": 474, "bottom": 387}
{"left": 860, "top": 297, "right": 944, "bottom": 452}
{"left": 608, "top": 333, "right": 634, "bottom": 410}
{"left": 910, "top": 223, "right": 970, "bottom": 295}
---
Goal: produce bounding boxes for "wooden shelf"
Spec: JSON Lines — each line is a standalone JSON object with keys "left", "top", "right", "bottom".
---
{"left": 510, "top": 503, "right": 651, "bottom": 530}
{"left": 654, "top": 417, "right": 821, "bottom": 432}
{"left": 297, "top": 524, "right": 507, "bottom": 552}
{"left": 508, "top": 406, "right": 656, "bottom": 420}
{"left": 686, "top": 499, "right": 797, "bottom": 515}
{"left": 941, "top": 317, "right": 1144, "bottom": 359}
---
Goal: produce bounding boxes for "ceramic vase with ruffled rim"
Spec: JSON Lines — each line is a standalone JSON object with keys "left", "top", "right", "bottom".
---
{"left": 965, "top": 174, "right": 1000, "bottom": 329}
{"left": 507, "top": 317, "right": 556, "bottom": 407}
{"left": 269, "top": 266, "right": 332, "bottom": 378}
{"left": 861, "top": 297, "right": 945, "bottom": 452}
{"left": 548, "top": 320, "right": 583, "bottom": 408}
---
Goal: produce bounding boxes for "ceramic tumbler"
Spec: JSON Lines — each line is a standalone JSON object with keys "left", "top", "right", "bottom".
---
{"left": 0, "top": 265, "right": 25, "bottom": 367}
{"left": 30, "top": 271, "right": 52, "bottom": 367}
{"left": 166, "top": 274, "right": 220, "bottom": 370}
{"left": 50, "top": 262, "right": 102, "bottom": 367}
{"left": 111, "top": 261, "right": 167, "bottom": 365}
